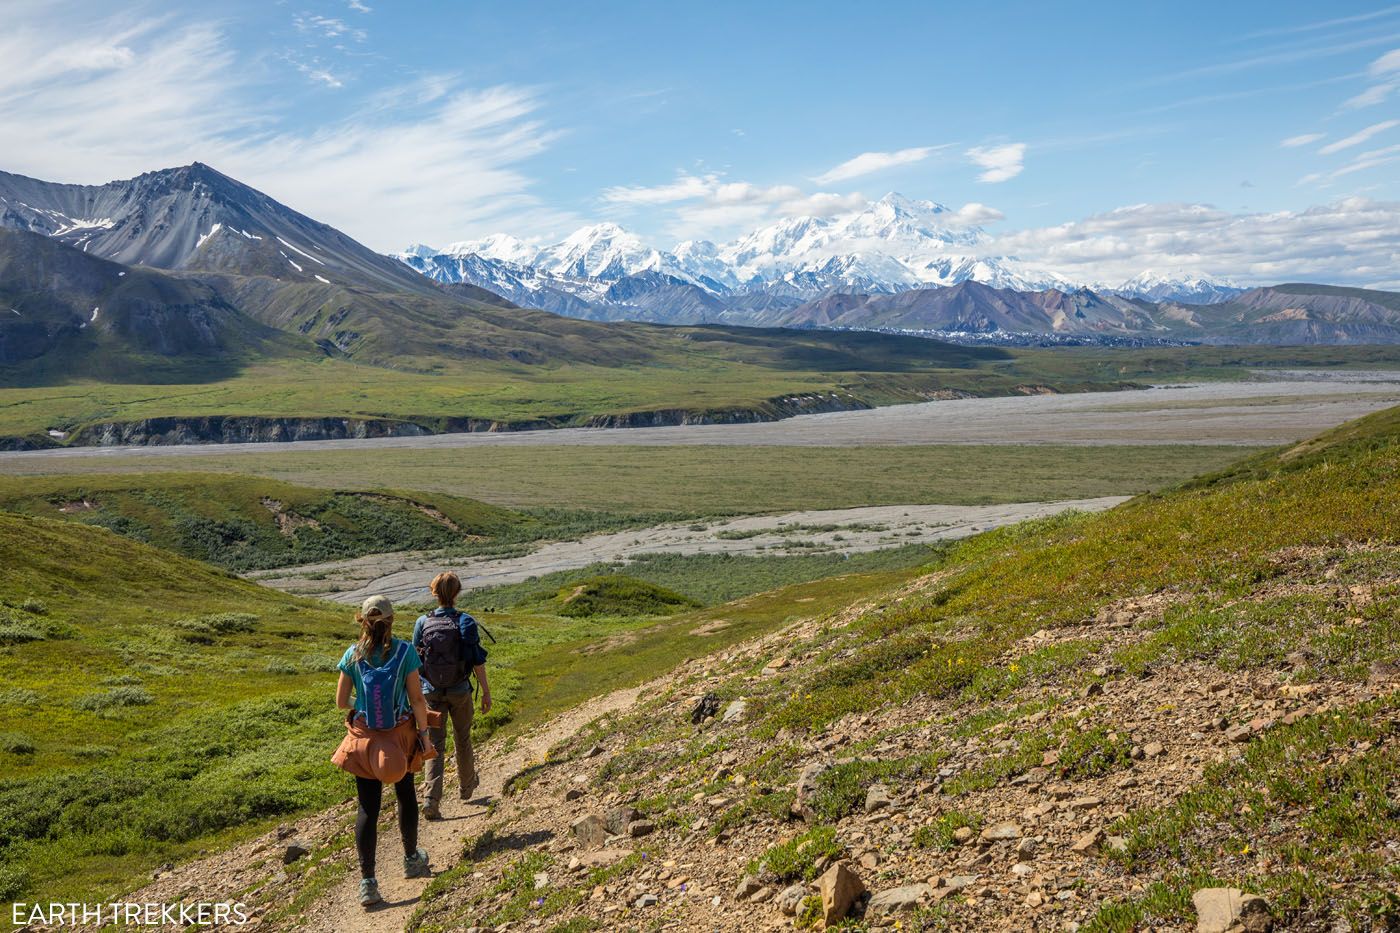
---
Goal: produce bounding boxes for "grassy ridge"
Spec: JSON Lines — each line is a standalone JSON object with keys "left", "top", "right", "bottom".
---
{"left": 547, "top": 405, "right": 1400, "bottom": 929}
{"left": 0, "top": 473, "right": 525, "bottom": 571}
{"left": 0, "top": 445, "right": 1249, "bottom": 512}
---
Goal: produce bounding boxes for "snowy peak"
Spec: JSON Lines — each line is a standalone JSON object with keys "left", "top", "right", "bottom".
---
{"left": 1109, "top": 270, "right": 1244, "bottom": 304}
{"left": 392, "top": 191, "right": 1242, "bottom": 323}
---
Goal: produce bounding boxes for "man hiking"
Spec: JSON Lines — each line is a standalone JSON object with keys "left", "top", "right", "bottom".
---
{"left": 412, "top": 571, "right": 492, "bottom": 820}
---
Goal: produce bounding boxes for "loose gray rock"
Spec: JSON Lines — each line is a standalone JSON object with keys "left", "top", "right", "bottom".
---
{"left": 777, "top": 883, "right": 808, "bottom": 916}
{"left": 864, "top": 783, "right": 892, "bottom": 813}
{"left": 282, "top": 840, "right": 310, "bottom": 865}
{"left": 734, "top": 874, "right": 761, "bottom": 900}
{"left": 604, "top": 805, "right": 638, "bottom": 836}
{"left": 634, "top": 893, "right": 658, "bottom": 908}
{"left": 626, "top": 819, "right": 655, "bottom": 838}
{"left": 722, "top": 698, "right": 748, "bottom": 723}
{"left": 979, "top": 822, "right": 1021, "bottom": 842}
{"left": 866, "top": 883, "right": 933, "bottom": 916}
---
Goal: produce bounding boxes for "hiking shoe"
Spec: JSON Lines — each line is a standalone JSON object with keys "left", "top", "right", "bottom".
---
{"left": 359, "top": 878, "right": 382, "bottom": 908}
{"left": 422, "top": 800, "right": 442, "bottom": 820}
{"left": 404, "top": 847, "right": 431, "bottom": 879}
{"left": 459, "top": 778, "right": 479, "bottom": 801}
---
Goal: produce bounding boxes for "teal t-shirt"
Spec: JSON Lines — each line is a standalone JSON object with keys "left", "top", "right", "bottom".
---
{"left": 338, "top": 637, "right": 422, "bottom": 724}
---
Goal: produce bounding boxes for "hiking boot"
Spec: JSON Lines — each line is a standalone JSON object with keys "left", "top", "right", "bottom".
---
{"left": 359, "top": 878, "right": 382, "bottom": 908}
{"left": 422, "top": 800, "right": 442, "bottom": 820}
{"left": 459, "top": 777, "right": 479, "bottom": 801}
{"left": 404, "top": 847, "right": 431, "bottom": 879}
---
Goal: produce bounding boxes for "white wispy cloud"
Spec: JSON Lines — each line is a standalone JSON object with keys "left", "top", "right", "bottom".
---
{"left": 966, "top": 143, "right": 1026, "bottom": 183}
{"left": 1243, "top": 5, "right": 1400, "bottom": 40}
{"left": 988, "top": 198, "right": 1400, "bottom": 286}
{"left": 1318, "top": 119, "right": 1400, "bottom": 154}
{"left": 0, "top": 4, "right": 573, "bottom": 248}
{"left": 812, "top": 146, "right": 942, "bottom": 185}
{"left": 1280, "top": 132, "right": 1325, "bottom": 147}
{"left": 1343, "top": 47, "right": 1400, "bottom": 109}
{"left": 294, "top": 14, "right": 366, "bottom": 42}
{"left": 347, "top": 0, "right": 372, "bottom": 11}
{"left": 1371, "top": 47, "right": 1400, "bottom": 74}
{"left": 601, "top": 172, "right": 864, "bottom": 238}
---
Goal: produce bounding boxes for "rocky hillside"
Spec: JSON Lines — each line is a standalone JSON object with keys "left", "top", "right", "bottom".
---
{"left": 394, "top": 405, "right": 1400, "bottom": 931}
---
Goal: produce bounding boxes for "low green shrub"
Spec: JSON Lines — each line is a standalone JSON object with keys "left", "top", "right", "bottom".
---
{"left": 748, "top": 825, "right": 844, "bottom": 882}
{"left": 555, "top": 576, "right": 700, "bottom": 618}
{"left": 0, "top": 688, "right": 41, "bottom": 708}
{"left": 0, "top": 613, "right": 76, "bottom": 645}
{"left": 170, "top": 612, "right": 259, "bottom": 638}
{"left": 0, "top": 732, "right": 36, "bottom": 755}
{"left": 912, "top": 810, "right": 984, "bottom": 850}
{"left": 75, "top": 686, "right": 154, "bottom": 711}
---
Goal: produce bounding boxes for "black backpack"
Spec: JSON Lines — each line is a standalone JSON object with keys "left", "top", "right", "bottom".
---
{"left": 419, "top": 610, "right": 469, "bottom": 691}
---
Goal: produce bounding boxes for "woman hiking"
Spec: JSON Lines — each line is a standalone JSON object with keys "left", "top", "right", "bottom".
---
{"left": 412, "top": 571, "right": 491, "bottom": 821}
{"left": 331, "top": 594, "right": 437, "bottom": 908}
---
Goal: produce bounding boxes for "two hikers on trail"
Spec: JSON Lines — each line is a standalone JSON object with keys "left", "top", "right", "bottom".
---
{"left": 329, "top": 572, "right": 491, "bottom": 909}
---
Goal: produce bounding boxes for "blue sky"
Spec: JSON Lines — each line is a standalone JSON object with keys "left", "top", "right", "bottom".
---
{"left": 3, "top": 0, "right": 1399, "bottom": 284}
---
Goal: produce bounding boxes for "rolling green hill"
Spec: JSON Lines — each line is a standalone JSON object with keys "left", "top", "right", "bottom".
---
{"left": 446, "top": 405, "right": 1400, "bottom": 931}
{"left": 0, "top": 473, "right": 525, "bottom": 571}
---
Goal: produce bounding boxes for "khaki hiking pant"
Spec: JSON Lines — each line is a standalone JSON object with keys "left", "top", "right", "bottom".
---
{"left": 422, "top": 688, "right": 477, "bottom": 804}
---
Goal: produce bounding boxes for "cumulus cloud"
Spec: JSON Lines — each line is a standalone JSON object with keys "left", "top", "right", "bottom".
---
{"left": 812, "top": 146, "right": 942, "bottom": 185}
{"left": 601, "top": 172, "right": 864, "bottom": 238}
{"left": 0, "top": 4, "right": 573, "bottom": 248}
{"left": 987, "top": 198, "right": 1400, "bottom": 286}
{"left": 1319, "top": 119, "right": 1400, "bottom": 153}
{"left": 966, "top": 143, "right": 1026, "bottom": 183}
{"left": 949, "top": 203, "right": 1005, "bottom": 226}
{"left": 1280, "top": 132, "right": 1325, "bottom": 147}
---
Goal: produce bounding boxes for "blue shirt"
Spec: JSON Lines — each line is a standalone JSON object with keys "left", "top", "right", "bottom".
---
{"left": 412, "top": 607, "right": 488, "bottom": 694}
{"left": 338, "top": 637, "right": 422, "bottom": 723}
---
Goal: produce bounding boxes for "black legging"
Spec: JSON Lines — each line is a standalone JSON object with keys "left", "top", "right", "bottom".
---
{"left": 354, "top": 774, "right": 418, "bottom": 879}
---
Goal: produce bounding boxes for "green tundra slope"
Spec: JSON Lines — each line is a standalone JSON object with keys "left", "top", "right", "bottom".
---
{"left": 407, "top": 406, "right": 1400, "bottom": 932}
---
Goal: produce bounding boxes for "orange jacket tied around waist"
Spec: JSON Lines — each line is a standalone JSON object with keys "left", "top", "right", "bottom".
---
{"left": 331, "top": 709, "right": 443, "bottom": 783}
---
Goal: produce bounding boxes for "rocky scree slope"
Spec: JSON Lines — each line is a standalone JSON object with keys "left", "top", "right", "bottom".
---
{"left": 398, "top": 407, "right": 1400, "bottom": 932}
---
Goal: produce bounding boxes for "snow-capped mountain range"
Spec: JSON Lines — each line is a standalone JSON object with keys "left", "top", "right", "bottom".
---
{"left": 395, "top": 193, "right": 1242, "bottom": 326}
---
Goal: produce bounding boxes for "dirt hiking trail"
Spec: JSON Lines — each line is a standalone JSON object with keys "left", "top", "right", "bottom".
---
{"left": 113, "top": 683, "right": 651, "bottom": 933}
{"left": 299, "top": 684, "right": 646, "bottom": 933}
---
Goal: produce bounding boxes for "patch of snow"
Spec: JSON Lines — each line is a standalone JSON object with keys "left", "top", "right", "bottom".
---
{"left": 238, "top": 229, "right": 263, "bottom": 240}
{"left": 90, "top": 307, "right": 100, "bottom": 322}
{"left": 8, "top": 308, "right": 19, "bottom": 316}
{"left": 47, "top": 429, "right": 66, "bottom": 439}
{"left": 277, "top": 236, "right": 325, "bottom": 265}
{"left": 53, "top": 216, "right": 115, "bottom": 236}
{"left": 315, "top": 274, "right": 330, "bottom": 284}
{"left": 117, "top": 271, "right": 126, "bottom": 277}
{"left": 280, "top": 251, "right": 303, "bottom": 273}
{"left": 195, "top": 223, "right": 223, "bottom": 250}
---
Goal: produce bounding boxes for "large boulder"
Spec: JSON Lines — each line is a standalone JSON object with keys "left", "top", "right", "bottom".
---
{"left": 570, "top": 813, "right": 608, "bottom": 849}
{"left": 1193, "top": 888, "right": 1272, "bottom": 933}
{"left": 815, "top": 861, "right": 864, "bottom": 927}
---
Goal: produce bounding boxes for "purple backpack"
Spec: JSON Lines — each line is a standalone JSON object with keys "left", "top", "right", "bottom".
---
{"left": 358, "top": 640, "right": 410, "bottom": 730}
